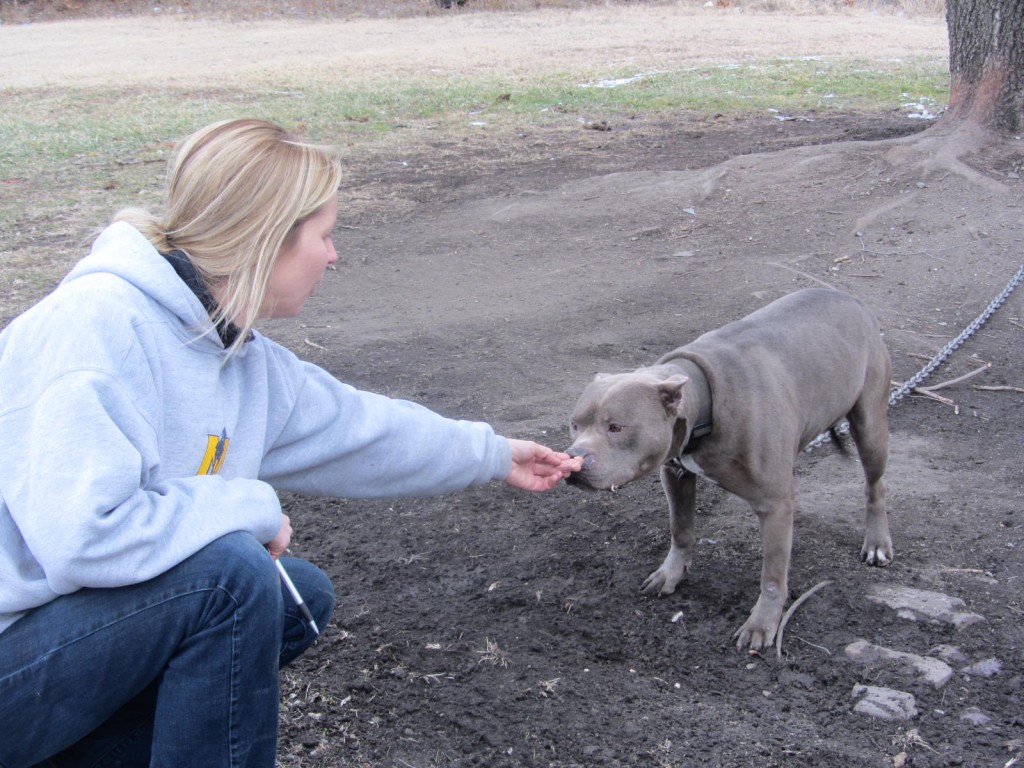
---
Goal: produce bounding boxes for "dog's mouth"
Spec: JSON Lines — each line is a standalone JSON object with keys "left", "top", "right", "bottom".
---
{"left": 565, "top": 472, "right": 589, "bottom": 489}
{"left": 566, "top": 471, "right": 624, "bottom": 493}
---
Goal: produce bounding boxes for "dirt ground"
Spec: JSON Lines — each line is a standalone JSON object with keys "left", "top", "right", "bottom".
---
{"left": 4, "top": 5, "right": 1023, "bottom": 768}
{"left": 266, "top": 110, "right": 1024, "bottom": 768}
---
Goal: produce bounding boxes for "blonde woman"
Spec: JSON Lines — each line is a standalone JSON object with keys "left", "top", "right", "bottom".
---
{"left": 0, "top": 119, "right": 580, "bottom": 768}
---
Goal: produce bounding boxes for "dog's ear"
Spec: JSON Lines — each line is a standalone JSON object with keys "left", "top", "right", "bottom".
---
{"left": 657, "top": 375, "right": 689, "bottom": 417}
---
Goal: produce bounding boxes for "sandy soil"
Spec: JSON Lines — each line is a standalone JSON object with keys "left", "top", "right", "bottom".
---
{"left": 3, "top": 6, "right": 1023, "bottom": 768}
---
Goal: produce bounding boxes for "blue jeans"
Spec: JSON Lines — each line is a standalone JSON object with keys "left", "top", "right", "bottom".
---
{"left": 0, "top": 532, "right": 335, "bottom": 768}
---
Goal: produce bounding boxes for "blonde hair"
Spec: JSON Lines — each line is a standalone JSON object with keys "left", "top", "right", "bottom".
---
{"left": 114, "top": 118, "right": 343, "bottom": 355}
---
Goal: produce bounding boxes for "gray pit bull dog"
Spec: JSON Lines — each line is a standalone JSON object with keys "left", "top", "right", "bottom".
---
{"left": 565, "top": 288, "right": 893, "bottom": 651}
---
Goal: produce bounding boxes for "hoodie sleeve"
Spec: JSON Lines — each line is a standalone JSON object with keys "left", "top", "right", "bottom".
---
{"left": 0, "top": 367, "right": 282, "bottom": 594}
{"left": 258, "top": 345, "right": 512, "bottom": 498}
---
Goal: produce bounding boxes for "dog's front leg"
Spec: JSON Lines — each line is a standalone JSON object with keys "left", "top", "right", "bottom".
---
{"left": 641, "top": 465, "right": 697, "bottom": 596}
{"left": 733, "top": 496, "right": 794, "bottom": 650}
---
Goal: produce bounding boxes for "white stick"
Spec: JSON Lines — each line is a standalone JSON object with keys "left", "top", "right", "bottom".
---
{"left": 277, "top": 559, "right": 320, "bottom": 636}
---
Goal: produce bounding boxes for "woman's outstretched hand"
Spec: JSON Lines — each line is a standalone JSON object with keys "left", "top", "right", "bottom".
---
{"left": 505, "top": 439, "right": 584, "bottom": 491}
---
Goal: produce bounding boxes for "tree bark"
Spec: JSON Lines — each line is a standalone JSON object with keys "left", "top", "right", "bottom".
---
{"left": 945, "top": 0, "right": 1024, "bottom": 133}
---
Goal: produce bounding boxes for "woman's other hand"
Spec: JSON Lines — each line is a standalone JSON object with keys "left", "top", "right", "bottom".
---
{"left": 266, "top": 514, "right": 293, "bottom": 559}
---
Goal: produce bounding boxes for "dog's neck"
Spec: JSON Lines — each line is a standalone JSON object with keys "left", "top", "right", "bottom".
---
{"left": 671, "top": 358, "right": 713, "bottom": 457}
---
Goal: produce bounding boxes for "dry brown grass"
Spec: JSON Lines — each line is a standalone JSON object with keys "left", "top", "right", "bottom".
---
{"left": 1, "top": 0, "right": 945, "bottom": 24}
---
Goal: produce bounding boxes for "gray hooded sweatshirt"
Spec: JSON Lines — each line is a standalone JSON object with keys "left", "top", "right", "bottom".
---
{"left": 0, "top": 222, "right": 511, "bottom": 634}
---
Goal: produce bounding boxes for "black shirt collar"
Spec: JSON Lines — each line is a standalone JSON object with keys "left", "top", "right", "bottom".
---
{"left": 163, "top": 250, "right": 251, "bottom": 348}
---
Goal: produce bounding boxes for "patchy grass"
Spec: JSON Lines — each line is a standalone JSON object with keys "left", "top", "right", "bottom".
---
{"left": 0, "top": 54, "right": 948, "bottom": 213}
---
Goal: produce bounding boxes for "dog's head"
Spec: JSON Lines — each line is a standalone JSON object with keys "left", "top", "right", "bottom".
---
{"left": 565, "top": 370, "right": 689, "bottom": 491}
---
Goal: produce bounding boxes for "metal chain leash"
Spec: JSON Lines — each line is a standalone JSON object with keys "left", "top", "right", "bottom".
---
{"left": 806, "top": 261, "right": 1024, "bottom": 452}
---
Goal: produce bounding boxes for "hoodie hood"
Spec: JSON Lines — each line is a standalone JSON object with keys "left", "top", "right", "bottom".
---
{"left": 62, "top": 222, "right": 220, "bottom": 349}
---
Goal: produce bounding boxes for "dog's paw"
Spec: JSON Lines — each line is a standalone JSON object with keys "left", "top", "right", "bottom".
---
{"left": 733, "top": 596, "right": 784, "bottom": 651}
{"left": 733, "top": 622, "right": 777, "bottom": 652}
{"left": 861, "top": 538, "right": 894, "bottom": 567}
{"left": 640, "top": 570, "right": 677, "bottom": 596}
{"left": 640, "top": 550, "right": 690, "bottom": 596}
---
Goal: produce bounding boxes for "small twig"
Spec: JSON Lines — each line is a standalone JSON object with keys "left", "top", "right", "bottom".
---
{"left": 896, "top": 728, "right": 939, "bottom": 754}
{"left": 909, "top": 387, "right": 958, "bottom": 411}
{"left": 791, "top": 635, "right": 832, "bottom": 655}
{"left": 917, "top": 362, "right": 991, "bottom": 392}
{"left": 304, "top": 338, "right": 327, "bottom": 351}
{"left": 767, "top": 262, "right": 836, "bottom": 290}
{"left": 856, "top": 242, "right": 901, "bottom": 257}
{"left": 775, "top": 580, "right": 832, "bottom": 659}
{"left": 937, "top": 565, "right": 987, "bottom": 573}
{"left": 975, "top": 384, "right": 1024, "bottom": 394}
{"left": 115, "top": 157, "right": 165, "bottom": 167}
{"left": 907, "top": 361, "right": 992, "bottom": 413}
{"left": 940, "top": 567, "right": 993, "bottom": 576}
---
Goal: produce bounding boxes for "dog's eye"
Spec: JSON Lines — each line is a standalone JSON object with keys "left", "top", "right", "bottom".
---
{"left": 607, "top": 423, "right": 623, "bottom": 433}
{"left": 570, "top": 422, "right": 578, "bottom": 433}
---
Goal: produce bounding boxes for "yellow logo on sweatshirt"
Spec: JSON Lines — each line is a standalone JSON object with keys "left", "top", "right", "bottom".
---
{"left": 198, "top": 429, "right": 230, "bottom": 475}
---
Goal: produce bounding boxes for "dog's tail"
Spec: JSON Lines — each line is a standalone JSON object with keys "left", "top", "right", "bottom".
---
{"left": 829, "top": 425, "right": 850, "bottom": 455}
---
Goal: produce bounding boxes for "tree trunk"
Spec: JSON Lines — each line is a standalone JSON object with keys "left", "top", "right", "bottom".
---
{"left": 944, "top": 0, "right": 1024, "bottom": 133}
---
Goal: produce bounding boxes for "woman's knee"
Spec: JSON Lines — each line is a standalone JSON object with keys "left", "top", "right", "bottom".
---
{"left": 276, "top": 558, "right": 334, "bottom": 668}
{"left": 279, "top": 557, "right": 335, "bottom": 629}
{"left": 185, "top": 532, "right": 282, "bottom": 617}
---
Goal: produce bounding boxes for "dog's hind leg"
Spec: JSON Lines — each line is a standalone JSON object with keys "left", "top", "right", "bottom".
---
{"left": 847, "top": 357, "right": 893, "bottom": 566}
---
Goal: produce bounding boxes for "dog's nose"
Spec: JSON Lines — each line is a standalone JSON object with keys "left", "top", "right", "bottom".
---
{"left": 565, "top": 448, "right": 593, "bottom": 471}
{"left": 565, "top": 446, "right": 582, "bottom": 459}
{"left": 564, "top": 449, "right": 594, "bottom": 489}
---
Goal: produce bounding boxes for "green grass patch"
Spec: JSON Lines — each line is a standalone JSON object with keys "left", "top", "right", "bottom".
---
{"left": 0, "top": 55, "right": 948, "bottom": 179}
